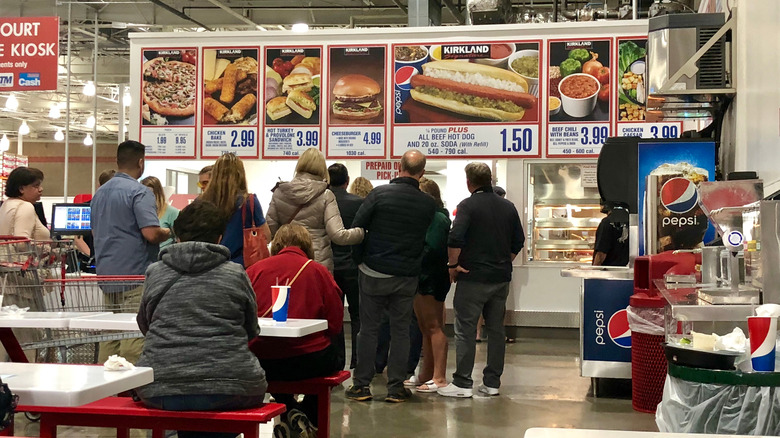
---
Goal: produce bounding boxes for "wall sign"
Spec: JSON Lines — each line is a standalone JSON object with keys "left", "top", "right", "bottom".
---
{"left": 200, "top": 47, "right": 260, "bottom": 158}
{"left": 326, "top": 45, "right": 387, "bottom": 159}
{"left": 262, "top": 46, "right": 323, "bottom": 158}
{"left": 361, "top": 160, "right": 400, "bottom": 180}
{"left": 0, "top": 17, "right": 59, "bottom": 91}
{"left": 139, "top": 47, "right": 198, "bottom": 158}
{"left": 390, "top": 40, "right": 542, "bottom": 158}
{"left": 547, "top": 38, "right": 613, "bottom": 157}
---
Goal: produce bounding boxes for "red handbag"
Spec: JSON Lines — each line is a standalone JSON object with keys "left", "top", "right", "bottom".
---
{"left": 241, "top": 194, "right": 270, "bottom": 268}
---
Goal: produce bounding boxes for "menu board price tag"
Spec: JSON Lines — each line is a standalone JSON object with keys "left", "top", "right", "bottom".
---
{"left": 618, "top": 122, "right": 681, "bottom": 139}
{"left": 548, "top": 122, "right": 609, "bottom": 156}
{"left": 328, "top": 127, "right": 383, "bottom": 157}
{"left": 142, "top": 127, "right": 196, "bottom": 157}
{"left": 202, "top": 127, "right": 258, "bottom": 157}
{"left": 395, "top": 125, "right": 539, "bottom": 158}
{"left": 265, "top": 127, "right": 319, "bottom": 157}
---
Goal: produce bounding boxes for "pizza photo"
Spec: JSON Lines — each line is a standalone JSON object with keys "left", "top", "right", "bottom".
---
{"left": 142, "top": 49, "right": 197, "bottom": 126}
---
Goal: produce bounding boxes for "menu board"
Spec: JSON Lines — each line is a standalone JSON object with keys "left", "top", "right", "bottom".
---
{"left": 262, "top": 46, "right": 323, "bottom": 158}
{"left": 547, "top": 39, "right": 612, "bottom": 157}
{"left": 390, "top": 41, "right": 541, "bottom": 159}
{"left": 139, "top": 48, "right": 198, "bottom": 158}
{"left": 614, "top": 37, "right": 682, "bottom": 140}
{"left": 326, "top": 45, "right": 387, "bottom": 159}
{"left": 200, "top": 47, "right": 260, "bottom": 158}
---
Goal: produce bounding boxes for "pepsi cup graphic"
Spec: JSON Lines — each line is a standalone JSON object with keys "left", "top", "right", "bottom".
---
{"left": 271, "top": 285, "right": 290, "bottom": 323}
{"left": 650, "top": 163, "right": 709, "bottom": 252}
{"left": 393, "top": 45, "right": 428, "bottom": 123}
{"left": 748, "top": 316, "right": 777, "bottom": 372}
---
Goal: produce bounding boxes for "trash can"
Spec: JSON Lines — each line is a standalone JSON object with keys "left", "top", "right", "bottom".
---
{"left": 628, "top": 292, "right": 666, "bottom": 413}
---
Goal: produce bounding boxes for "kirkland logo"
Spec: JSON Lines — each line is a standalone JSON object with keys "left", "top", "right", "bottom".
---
{"left": 18, "top": 72, "right": 41, "bottom": 87}
{"left": 0, "top": 73, "right": 12, "bottom": 87}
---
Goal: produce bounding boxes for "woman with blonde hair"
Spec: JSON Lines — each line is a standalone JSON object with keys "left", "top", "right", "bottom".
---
{"left": 349, "top": 176, "right": 374, "bottom": 198}
{"left": 201, "top": 153, "right": 271, "bottom": 267}
{"left": 266, "top": 148, "right": 363, "bottom": 272}
{"left": 141, "top": 176, "right": 179, "bottom": 249}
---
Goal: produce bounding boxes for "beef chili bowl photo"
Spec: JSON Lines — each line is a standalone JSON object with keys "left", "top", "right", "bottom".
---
{"left": 558, "top": 73, "right": 600, "bottom": 118}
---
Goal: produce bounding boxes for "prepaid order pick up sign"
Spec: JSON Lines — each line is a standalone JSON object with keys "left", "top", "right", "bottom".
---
{"left": 0, "top": 17, "right": 59, "bottom": 91}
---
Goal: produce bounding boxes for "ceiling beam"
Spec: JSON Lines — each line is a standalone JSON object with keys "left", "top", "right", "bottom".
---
{"left": 203, "top": 0, "right": 267, "bottom": 30}
{"left": 147, "top": 0, "right": 213, "bottom": 30}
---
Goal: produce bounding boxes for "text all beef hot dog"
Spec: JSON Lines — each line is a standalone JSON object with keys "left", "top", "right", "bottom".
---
{"left": 409, "top": 60, "right": 537, "bottom": 122}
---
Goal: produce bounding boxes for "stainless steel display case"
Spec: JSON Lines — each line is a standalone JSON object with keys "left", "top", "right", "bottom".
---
{"left": 526, "top": 161, "right": 605, "bottom": 264}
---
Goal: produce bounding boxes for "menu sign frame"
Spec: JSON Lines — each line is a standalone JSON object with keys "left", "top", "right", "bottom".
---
{"left": 200, "top": 46, "right": 261, "bottom": 159}
{"left": 546, "top": 37, "right": 613, "bottom": 159}
{"left": 325, "top": 44, "right": 388, "bottom": 160}
{"left": 139, "top": 47, "right": 198, "bottom": 159}
{"left": 390, "top": 39, "right": 543, "bottom": 159}
{"left": 261, "top": 45, "right": 324, "bottom": 159}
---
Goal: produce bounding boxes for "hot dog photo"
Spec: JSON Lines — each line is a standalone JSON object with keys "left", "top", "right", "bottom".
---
{"left": 393, "top": 42, "right": 540, "bottom": 124}
{"left": 548, "top": 39, "right": 612, "bottom": 122}
{"left": 264, "top": 47, "right": 321, "bottom": 125}
{"left": 202, "top": 48, "right": 259, "bottom": 126}
{"left": 328, "top": 46, "right": 385, "bottom": 125}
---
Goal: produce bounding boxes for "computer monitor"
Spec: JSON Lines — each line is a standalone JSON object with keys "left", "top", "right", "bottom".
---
{"left": 51, "top": 203, "right": 92, "bottom": 235}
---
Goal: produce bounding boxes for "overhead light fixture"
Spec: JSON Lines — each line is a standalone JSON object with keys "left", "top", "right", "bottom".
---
{"left": 58, "top": 65, "right": 67, "bottom": 75}
{"left": 18, "top": 121, "right": 29, "bottom": 136}
{"left": 123, "top": 124, "right": 128, "bottom": 133}
{"left": 82, "top": 81, "right": 96, "bottom": 97}
{"left": 54, "top": 128, "right": 64, "bottom": 141}
{"left": 86, "top": 115, "right": 95, "bottom": 128}
{"left": 5, "top": 94, "right": 18, "bottom": 111}
{"left": 123, "top": 90, "right": 131, "bottom": 107}
{"left": 0, "top": 135, "right": 9, "bottom": 152}
{"left": 83, "top": 133, "right": 93, "bottom": 146}
{"left": 291, "top": 23, "right": 309, "bottom": 32}
{"left": 256, "top": 25, "right": 268, "bottom": 31}
{"left": 277, "top": 25, "right": 286, "bottom": 31}
{"left": 49, "top": 103, "right": 61, "bottom": 119}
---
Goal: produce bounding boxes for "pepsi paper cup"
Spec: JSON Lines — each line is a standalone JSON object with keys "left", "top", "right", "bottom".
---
{"left": 394, "top": 45, "right": 428, "bottom": 123}
{"left": 748, "top": 316, "right": 777, "bottom": 372}
{"left": 271, "top": 285, "right": 290, "bottom": 323}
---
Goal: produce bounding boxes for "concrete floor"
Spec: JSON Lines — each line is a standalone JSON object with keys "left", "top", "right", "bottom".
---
{"left": 12, "top": 331, "right": 659, "bottom": 437}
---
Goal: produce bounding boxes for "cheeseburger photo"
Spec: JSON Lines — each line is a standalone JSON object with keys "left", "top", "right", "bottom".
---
{"left": 331, "top": 74, "right": 383, "bottom": 121}
{"left": 409, "top": 61, "right": 536, "bottom": 121}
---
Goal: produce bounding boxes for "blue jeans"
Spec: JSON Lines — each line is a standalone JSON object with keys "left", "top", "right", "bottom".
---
{"left": 141, "top": 394, "right": 264, "bottom": 438}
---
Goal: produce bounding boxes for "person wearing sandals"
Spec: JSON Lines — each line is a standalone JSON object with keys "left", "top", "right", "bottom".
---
{"left": 136, "top": 200, "right": 267, "bottom": 438}
{"left": 266, "top": 147, "right": 364, "bottom": 273}
{"left": 200, "top": 153, "right": 271, "bottom": 268}
{"left": 405, "top": 177, "right": 451, "bottom": 393}
{"left": 247, "top": 224, "right": 343, "bottom": 438}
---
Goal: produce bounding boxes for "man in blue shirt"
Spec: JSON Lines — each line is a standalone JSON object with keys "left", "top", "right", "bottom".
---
{"left": 91, "top": 140, "right": 171, "bottom": 363}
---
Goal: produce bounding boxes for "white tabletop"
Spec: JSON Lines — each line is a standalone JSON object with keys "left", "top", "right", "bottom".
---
{"left": 524, "top": 428, "right": 774, "bottom": 438}
{"left": 1, "top": 362, "right": 153, "bottom": 407}
{"left": 69, "top": 313, "right": 327, "bottom": 338}
{"left": 0, "top": 312, "right": 112, "bottom": 328}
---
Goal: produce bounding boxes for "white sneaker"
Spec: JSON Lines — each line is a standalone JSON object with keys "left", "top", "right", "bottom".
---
{"left": 477, "top": 384, "right": 499, "bottom": 396}
{"left": 437, "top": 383, "right": 473, "bottom": 398}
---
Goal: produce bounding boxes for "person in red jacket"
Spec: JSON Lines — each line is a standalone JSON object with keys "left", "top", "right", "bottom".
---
{"left": 247, "top": 224, "right": 343, "bottom": 435}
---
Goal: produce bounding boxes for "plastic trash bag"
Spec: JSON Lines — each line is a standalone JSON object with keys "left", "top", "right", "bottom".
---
{"left": 627, "top": 305, "right": 664, "bottom": 336}
{"left": 656, "top": 374, "right": 780, "bottom": 435}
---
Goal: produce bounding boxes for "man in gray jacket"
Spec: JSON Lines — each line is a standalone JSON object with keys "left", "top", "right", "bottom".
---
{"left": 136, "top": 200, "right": 266, "bottom": 432}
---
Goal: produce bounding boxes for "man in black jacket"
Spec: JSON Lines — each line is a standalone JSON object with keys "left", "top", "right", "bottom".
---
{"left": 346, "top": 150, "right": 435, "bottom": 403}
{"left": 438, "top": 162, "right": 524, "bottom": 398}
{"left": 328, "top": 163, "right": 364, "bottom": 370}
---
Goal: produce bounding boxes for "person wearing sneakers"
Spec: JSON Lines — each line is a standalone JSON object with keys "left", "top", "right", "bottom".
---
{"left": 345, "top": 149, "right": 436, "bottom": 403}
{"left": 438, "top": 163, "right": 524, "bottom": 398}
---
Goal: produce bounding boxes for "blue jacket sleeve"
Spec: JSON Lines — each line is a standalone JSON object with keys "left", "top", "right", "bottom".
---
{"left": 252, "top": 195, "right": 266, "bottom": 227}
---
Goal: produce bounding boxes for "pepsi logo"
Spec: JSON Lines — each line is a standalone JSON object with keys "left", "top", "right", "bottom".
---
{"left": 607, "top": 309, "right": 631, "bottom": 348}
{"left": 394, "top": 66, "right": 418, "bottom": 91}
{"left": 660, "top": 177, "right": 698, "bottom": 214}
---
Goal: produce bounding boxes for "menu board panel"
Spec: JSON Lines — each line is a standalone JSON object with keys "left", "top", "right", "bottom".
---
{"left": 326, "top": 45, "right": 387, "bottom": 159}
{"left": 614, "top": 37, "right": 682, "bottom": 140}
{"left": 201, "top": 47, "right": 260, "bottom": 158}
{"left": 390, "top": 41, "right": 542, "bottom": 158}
{"left": 140, "top": 48, "right": 198, "bottom": 158}
{"left": 547, "top": 39, "right": 612, "bottom": 157}
{"left": 262, "top": 46, "right": 323, "bottom": 158}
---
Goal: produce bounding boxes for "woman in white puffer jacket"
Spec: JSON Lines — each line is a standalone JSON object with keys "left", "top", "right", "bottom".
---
{"left": 266, "top": 148, "right": 364, "bottom": 272}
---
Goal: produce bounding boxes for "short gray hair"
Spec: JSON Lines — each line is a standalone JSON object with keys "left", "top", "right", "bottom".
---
{"left": 464, "top": 162, "right": 492, "bottom": 188}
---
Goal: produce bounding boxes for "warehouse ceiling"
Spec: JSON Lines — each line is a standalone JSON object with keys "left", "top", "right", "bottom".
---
{"left": 0, "top": 0, "right": 573, "bottom": 142}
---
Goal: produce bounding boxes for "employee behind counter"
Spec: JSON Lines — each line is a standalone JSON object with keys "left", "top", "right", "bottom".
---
{"left": 592, "top": 200, "right": 629, "bottom": 267}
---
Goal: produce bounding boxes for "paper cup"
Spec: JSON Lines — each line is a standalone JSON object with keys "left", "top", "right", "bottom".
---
{"left": 271, "top": 286, "right": 290, "bottom": 323}
{"left": 748, "top": 316, "right": 777, "bottom": 372}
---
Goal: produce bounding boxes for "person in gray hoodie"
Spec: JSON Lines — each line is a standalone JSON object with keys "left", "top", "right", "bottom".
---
{"left": 136, "top": 200, "right": 266, "bottom": 438}
{"left": 266, "top": 147, "right": 364, "bottom": 273}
